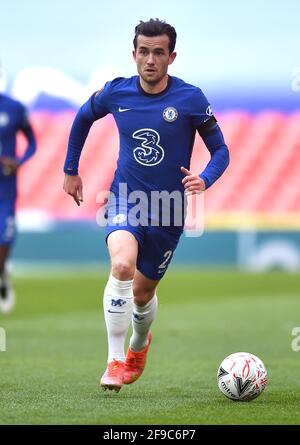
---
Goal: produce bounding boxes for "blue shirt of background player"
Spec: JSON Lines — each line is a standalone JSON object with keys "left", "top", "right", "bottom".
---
{"left": 0, "top": 94, "right": 36, "bottom": 201}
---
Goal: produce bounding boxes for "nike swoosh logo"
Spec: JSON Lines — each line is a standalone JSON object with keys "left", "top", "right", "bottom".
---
{"left": 108, "top": 310, "right": 125, "bottom": 314}
{"left": 118, "top": 107, "right": 131, "bottom": 112}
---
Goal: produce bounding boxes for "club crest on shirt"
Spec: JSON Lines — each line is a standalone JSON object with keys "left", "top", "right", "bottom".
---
{"left": 0, "top": 113, "right": 9, "bottom": 127}
{"left": 163, "top": 107, "right": 178, "bottom": 122}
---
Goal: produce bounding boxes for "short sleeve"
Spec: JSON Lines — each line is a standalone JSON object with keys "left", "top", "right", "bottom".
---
{"left": 190, "top": 88, "right": 213, "bottom": 129}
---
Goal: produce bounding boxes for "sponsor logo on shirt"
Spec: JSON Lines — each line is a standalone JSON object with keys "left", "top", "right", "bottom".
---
{"left": 132, "top": 128, "right": 164, "bottom": 166}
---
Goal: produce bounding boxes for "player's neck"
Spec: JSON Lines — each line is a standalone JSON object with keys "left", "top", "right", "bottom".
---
{"left": 139, "top": 75, "right": 169, "bottom": 95}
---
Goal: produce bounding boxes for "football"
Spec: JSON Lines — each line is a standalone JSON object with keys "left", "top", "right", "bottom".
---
{"left": 217, "top": 352, "right": 268, "bottom": 401}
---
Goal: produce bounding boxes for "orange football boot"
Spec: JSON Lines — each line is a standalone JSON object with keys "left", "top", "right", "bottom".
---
{"left": 100, "top": 359, "right": 125, "bottom": 392}
{"left": 123, "top": 332, "right": 152, "bottom": 385}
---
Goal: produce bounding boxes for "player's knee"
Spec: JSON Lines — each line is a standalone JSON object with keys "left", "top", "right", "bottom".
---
{"left": 133, "top": 286, "right": 155, "bottom": 306}
{"left": 111, "top": 259, "right": 135, "bottom": 280}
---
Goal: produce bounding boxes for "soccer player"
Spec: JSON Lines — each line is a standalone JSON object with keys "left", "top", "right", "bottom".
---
{"left": 0, "top": 75, "right": 37, "bottom": 313}
{"left": 63, "top": 18, "right": 230, "bottom": 392}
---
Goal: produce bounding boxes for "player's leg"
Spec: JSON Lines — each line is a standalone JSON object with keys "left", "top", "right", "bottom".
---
{"left": 0, "top": 245, "right": 10, "bottom": 273}
{"left": 100, "top": 229, "right": 139, "bottom": 392}
{"left": 123, "top": 227, "right": 183, "bottom": 385}
{"left": 130, "top": 270, "right": 158, "bottom": 351}
{"left": 0, "top": 205, "right": 16, "bottom": 314}
{"left": 0, "top": 245, "right": 11, "bottom": 300}
{"left": 123, "top": 270, "right": 158, "bottom": 384}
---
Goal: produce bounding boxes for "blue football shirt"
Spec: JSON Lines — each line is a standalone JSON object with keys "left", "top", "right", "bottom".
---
{"left": 0, "top": 94, "right": 36, "bottom": 201}
{"left": 64, "top": 75, "right": 229, "bottom": 227}
{"left": 90, "top": 75, "right": 212, "bottom": 197}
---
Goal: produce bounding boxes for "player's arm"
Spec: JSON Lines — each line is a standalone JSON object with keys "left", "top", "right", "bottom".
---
{"left": 196, "top": 116, "right": 230, "bottom": 188}
{"left": 63, "top": 174, "right": 83, "bottom": 207}
{"left": 0, "top": 156, "right": 19, "bottom": 175}
{"left": 181, "top": 117, "right": 229, "bottom": 193}
{"left": 63, "top": 90, "right": 109, "bottom": 206}
{"left": 18, "top": 112, "right": 37, "bottom": 166}
{"left": 0, "top": 110, "right": 36, "bottom": 175}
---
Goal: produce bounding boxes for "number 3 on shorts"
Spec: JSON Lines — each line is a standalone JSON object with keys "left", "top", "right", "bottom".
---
{"left": 157, "top": 250, "right": 173, "bottom": 274}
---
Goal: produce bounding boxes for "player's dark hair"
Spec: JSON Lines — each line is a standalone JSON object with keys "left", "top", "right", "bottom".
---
{"left": 133, "top": 18, "right": 177, "bottom": 54}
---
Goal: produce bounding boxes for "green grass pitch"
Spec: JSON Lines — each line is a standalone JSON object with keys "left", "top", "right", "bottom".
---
{"left": 0, "top": 270, "right": 300, "bottom": 425}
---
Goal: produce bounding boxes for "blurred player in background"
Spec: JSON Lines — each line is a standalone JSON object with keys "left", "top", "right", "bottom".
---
{"left": 0, "top": 63, "right": 36, "bottom": 313}
{"left": 63, "top": 19, "right": 229, "bottom": 392}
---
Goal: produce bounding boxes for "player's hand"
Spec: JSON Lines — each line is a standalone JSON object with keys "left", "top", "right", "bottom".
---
{"left": 0, "top": 156, "right": 19, "bottom": 175}
{"left": 181, "top": 166, "right": 206, "bottom": 194}
{"left": 63, "top": 174, "right": 83, "bottom": 206}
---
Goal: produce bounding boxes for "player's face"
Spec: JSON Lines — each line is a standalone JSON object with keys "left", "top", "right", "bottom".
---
{"left": 133, "top": 34, "right": 176, "bottom": 86}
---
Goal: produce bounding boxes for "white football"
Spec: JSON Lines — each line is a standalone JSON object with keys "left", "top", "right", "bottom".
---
{"left": 217, "top": 352, "right": 268, "bottom": 401}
